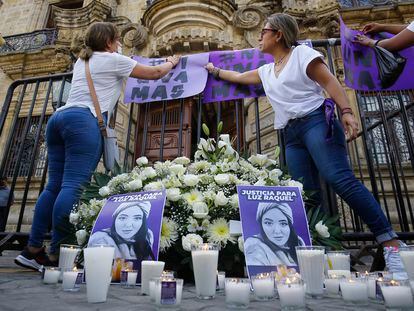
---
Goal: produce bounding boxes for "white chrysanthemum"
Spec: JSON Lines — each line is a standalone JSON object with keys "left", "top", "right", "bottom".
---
{"left": 183, "top": 190, "right": 204, "bottom": 206}
{"left": 198, "top": 174, "right": 214, "bottom": 185}
{"left": 166, "top": 188, "right": 181, "bottom": 202}
{"left": 144, "top": 181, "right": 164, "bottom": 191}
{"left": 126, "top": 179, "right": 143, "bottom": 191}
{"left": 69, "top": 212, "right": 80, "bottom": 225}
{"left": 183, "top": 174, "right": 199, "bottom": 187}
{"left": 206, "top": 218, "right": 235, "bottom": 247}
{"left": 136, "top": 156, "right": 148, "bottom": 166}
{"left": 201, "top": 219, "right": 210, "bottom": 230}
{"left": 186, "top": 217, "right": 200, "bottom": 232}
{"left": 160, "top": 217, "right": 179, "bottom": 252}
{"left": 202, "top": 190, "right": 216, "bottom": 202}
{"left": 182, "top": 233, "right": 203, "bottom": 252}
{"left": 248, "top": 154, "right": 269, "bottom": 167}
{"left": 214, "top": 173, "right": 230, "bottom": 185}
{"left": 214, "top": 191, "right": 228, "bottom": 207}
{"left": 192, "top": 201, "right": 209, "bottom": 219}
{"left": 141, "top": 167, "right": 157, "bottom": 180}
{"left": 191, "top": 160, "right": 211, "bottom": 172}
{"left": 162, "top": 176, "right": 182, "bottom": 189}
{"left": 99, "top": 186, "right": 111, "bottom": 197}
{"left": 169, "top": 164, "right": 186, "bottom": 176}
{"left": 238, "top": 236, "right": 244, "bottom": 253}
{"left": 172, "top": 156, "right": 191, "bottom": 166}
{"left": 269, "top": 169, "right": 283, "bottom": 183}
{"left": 76, "top": 229, "right": 88, "bottom": 246}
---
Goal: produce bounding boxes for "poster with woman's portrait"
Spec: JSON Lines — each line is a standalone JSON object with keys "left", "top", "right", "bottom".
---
{"left": 237, "top": 185, "right": 311, "bottom": 277}
{"left": 87, "top": 190, "right": 166, "bottom": 283}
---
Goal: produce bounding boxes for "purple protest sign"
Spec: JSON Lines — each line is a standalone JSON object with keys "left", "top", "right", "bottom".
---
{"left": 88, "top": 190, "right": 166, "bottom": 283}
{"left": 203, "top": 49, "right": 273, "bottom": 103}
{"left": 237, "top": 185, "right": 311, "bottom": 277}
{"left": 124, "top": 53, "right": 209, "bottom": 103}
{"left": 340, "top": 17, "right": 414, "bottom": 91}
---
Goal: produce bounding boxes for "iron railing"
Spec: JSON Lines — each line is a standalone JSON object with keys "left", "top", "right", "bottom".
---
{"left": 0, "top": 39, "right": 413, "bottom": 254}
{"left": 0, "top": 28, "right": 58, "bottom": 54}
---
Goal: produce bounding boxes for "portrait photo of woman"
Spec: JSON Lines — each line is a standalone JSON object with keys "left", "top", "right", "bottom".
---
{"left": 88, "top": 200, "right": 155, "bottom": 262}
{"left": 244, "top": 202, "right": 304, "bottom": 267}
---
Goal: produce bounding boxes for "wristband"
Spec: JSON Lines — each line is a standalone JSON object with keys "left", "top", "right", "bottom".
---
{"left": 167, "top": 60, "right": 176, "bottom": 68}
{"left": 374, "top": 39, "right": 384, "bottom": 46}
{"left": 341, "top": 107, "right": 354, "bottom": 116}
{"left": 212, "top": 67, "right": 221, "bottom": 79}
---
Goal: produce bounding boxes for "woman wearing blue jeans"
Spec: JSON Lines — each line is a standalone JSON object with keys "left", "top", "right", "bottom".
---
{"left": 15, "top": 22, "right": 180, "bottom": 271}
{"left": 206, "top": 13, "right": 406, "bottom": 274}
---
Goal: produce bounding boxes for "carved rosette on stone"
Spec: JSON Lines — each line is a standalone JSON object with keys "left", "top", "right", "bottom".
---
{"left": 233, "top": 5, "right": 270, "bottom": 48}
{"left": 121, "top": 24, "right": 148, "bottom": 50}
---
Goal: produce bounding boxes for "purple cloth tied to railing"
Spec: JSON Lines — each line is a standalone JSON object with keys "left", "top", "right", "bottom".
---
{"left": 323, "top": 98, "right": 336, "bottom": 142}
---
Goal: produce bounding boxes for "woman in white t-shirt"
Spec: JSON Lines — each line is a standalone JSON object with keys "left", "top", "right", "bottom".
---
{"left": 205, "top": 13, "right": 405, "bottom": 274}
{"left": 15, "top": 22, "right": 179, "bottom": 271}
{"left": 355, "top": 21, "right": 414, "bottom": 50}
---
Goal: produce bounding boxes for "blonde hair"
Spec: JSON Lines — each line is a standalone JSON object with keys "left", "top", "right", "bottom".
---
{"left": 79, "top": 22, "right": 119, "bottom": 60}
{"left": 267, "top": 13, "right": 299, "bottom": 48}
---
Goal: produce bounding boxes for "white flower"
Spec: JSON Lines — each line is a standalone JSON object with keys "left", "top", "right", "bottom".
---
{"left": 254, "top": 178, "right": 266, "bottom": 186}
{"left": 160, "top": 217, "right": 178, "bottom": 252}
{"left": 269, "top": 169, "right": 283, "bottom": 183}
{"left": 69, "top": 212, "right": 80, "bottom": 225}
{"left": 166, "top": 188, "right": 181, "bottom": 202}
{"left": 75, "top": 229, "right": 88, "bottom": 246}
{"left": 238, "top": 236, "right": 244, "bottom": 253}
{"left": 206, "top": 218, "right": 235, "bottom": 247}
{"left": 126, "top": 179, "right": 143, "bottom": 191}
{"left": 248, "top": 154, "right": 269, "bottom": 167}
{"left": 201, "top": 219, "right": 210, "bottom": 230}
{"left": 183, "top": 190, "right": 204, "bottom": 206}
{"left": 315, "top": 220, "right": 330, "bottom": 238}
{"left": 183, "top": 174, "right": 199, "bottom": 187}
{"left": 169, "top": 164, "right": 186, "bottom": 176}
{"left": 198, "top": 138, "right": 214, "bottom": 152}
{"left": 287, "top": 179, "right": 304, "bottom": 193}
{"left": 219, "top": 134, "right": 231, "bottom": 145}
{"left": 99, "top": 186, "right": 111, "bottom": 197}
{"left": 192, "top": 201, "right": 209, "bottom": 219}
{"left": 172, "top": 157, "right": 190, "bottom": 166}
{"left": 136, "top": 156, "right": 148, "bottom": 166}
{"left": 191, "top": 161, "right": 210, "bottom": 172}
{"left": 229, "top": 194, "right": 239, "bottom": 209}
{"left": 141, "top": 167, "right": 157, "bottom": 180}
{"left": 144, "top": 181, "right": 164, "bottom": 191}
{"left": 214, "top": 191, "right": 228, "bottom": 207}
{"left": 217, "top": 141, "right": 227, "bottom": 149}
{"left": 182, "top": 233, "right": 203, "bottom": 252}
{"left": 187, "top": 217, "right": 200, "bottom": 232}
{"left": 214, "top": 174, "right": 230, "bottom": 185}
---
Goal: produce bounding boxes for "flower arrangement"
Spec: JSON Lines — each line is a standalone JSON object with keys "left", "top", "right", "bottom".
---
{"left": 69, "top": 123, "right": 342, "bottom": 277}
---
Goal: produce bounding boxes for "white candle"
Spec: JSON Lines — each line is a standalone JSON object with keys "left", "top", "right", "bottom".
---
{"left": 127, "top": 271, "right": 138, "bottom": 286}
{"left": 325, "top": 278, "right": 340, "bottom": 295}
{"left": 84, "top": 246, "right": 115, "bottom": 303}
{"left": 340, "top": 279, "right": 368, "bottom": 303}
{"left": 191, "top": 244, "right": 219, "bottom": 299}
{"left": 326, "top": 251, "right": 350, "bottom": 270}
{"left": 277, "top": 281, "right": 305, "bottom": 309}
{"left": 149, "top": 278, "right": 158, "bottom": 302}
{"left": 225, "top": 279, "right": 250, "bottom": 307}
{"left": 43, "top": 268, "right": 61, "bottom": 284}
{"left": 217, "top": 271, "right": 225, "bottom": 290}
{"left": 399, "top": 248, "right": 414, "bottom": 280}
{"left": 141, "top": 261, "right": 165, "bottom": 295}
{"left": 62, "top": 269, "right": 79, "bottom": 291}
{"left": 327, "top": 269, "right": 351, "bottom": 278}
{"left": 296, "top": 247, "right": 325, "bottom": 297}
{"left": 381, "top": 284, "right": 414, "bottom": 308}
{"left": 59, "top": 245, "right": 80, "bottom": 271}
{"left": 154, "top": 278, "right": 184, "bottom": 306}
{"left": 252, "top": 274, "right": 274, "bottom": 300}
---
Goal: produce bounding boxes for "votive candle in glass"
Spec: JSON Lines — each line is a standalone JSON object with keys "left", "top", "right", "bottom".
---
{"left": 120, "top": 269, "right": 137, "bottom": 288}
{"left": 296, "top": 246, "right": 325, "bottom": 297}
{"left": 225, "top": 278, "right": 250, "bottom": 309}
{"left": 43, "top": 267, "right": 61, "bottom": 284}
{"left": 62, "top": 267, "right": 82, "bottom": 291}
{"left": 327, "top": 269, "right": 351, "bottom": 278}
{"left": 340, "top": 277, "right": 368, "bottom": 305}
{"left": 399, "top": 246, "right": 414, "bottom": 280}
{"left": 154, "top": 278, "right": 184, "bottom": 307}
{"left": 141, "top": 260, "right": 165, "bottom": 295}
{"left": 326, "top": 250, "right": 350, "bottom": 271}
{"left": 380, "top": 279, "right": 414, "bottom": 310}
{"left": 277, "top": 277, "right": 306, "bottom": 310}
{"left": 217, "top": 271, "right": 225, "bottom": 291}
{"left": 251, "top": 273, "right": 275, "bottom": 300}
{"left": 58, "top": 244, "right": 80, "bottom": 280}
{"left": 324, "top": 274, "right": 343, "bottom": 296}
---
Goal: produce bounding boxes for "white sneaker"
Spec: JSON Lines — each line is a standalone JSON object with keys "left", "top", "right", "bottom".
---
{"left": 383, "top": 241, "right": 408, "bottom": 280}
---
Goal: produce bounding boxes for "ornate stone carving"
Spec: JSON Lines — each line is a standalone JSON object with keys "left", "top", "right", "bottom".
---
{"left": 120, "top": 24, "right": 148, "bottom": 50}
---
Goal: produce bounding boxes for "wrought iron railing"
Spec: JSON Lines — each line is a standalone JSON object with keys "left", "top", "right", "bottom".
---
{"left": 0, "top": 28, "right": 58, "bottom": 54}
{"left": 339, "top": 0, "right": 413, "bottom": 8}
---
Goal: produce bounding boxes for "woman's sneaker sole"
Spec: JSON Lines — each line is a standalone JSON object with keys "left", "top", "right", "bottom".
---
{"left": 14, "top": 255, "right": 43, "bottom": 272}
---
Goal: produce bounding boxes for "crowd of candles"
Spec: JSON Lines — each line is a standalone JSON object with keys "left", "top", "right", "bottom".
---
{"left": 40, "top": 243, "right": 414, "bottom": 309}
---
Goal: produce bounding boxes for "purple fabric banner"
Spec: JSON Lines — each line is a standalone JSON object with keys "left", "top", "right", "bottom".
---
{"left": 124, "top": 53, "right": 209, "bottom": 103}
{"left": 88, "top": 190, "right": 166, "bottom": 283}
{"left": 237, "top": 185, "right": 311, "bottom": 278}
{"left": 340, "top": 17, "right": 414, "bottom": 91}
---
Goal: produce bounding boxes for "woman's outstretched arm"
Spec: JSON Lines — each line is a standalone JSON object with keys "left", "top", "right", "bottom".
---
{"left": 205, "top": 62, "right": 261, "bottom": 85}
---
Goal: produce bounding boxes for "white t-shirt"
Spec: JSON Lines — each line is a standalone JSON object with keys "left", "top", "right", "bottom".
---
{"left": 257, "top": 45, "right": 325, "bottom": 129}
{"left": 407, "top": 21, "right": 414, "bottom": 32}
{"left": 58, "top": 52, "right": 137, "bottom": 116}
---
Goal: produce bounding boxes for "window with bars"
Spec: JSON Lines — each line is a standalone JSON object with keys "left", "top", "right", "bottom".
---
{"left": 4, "top": 116, "right": 50, "bottom": 178}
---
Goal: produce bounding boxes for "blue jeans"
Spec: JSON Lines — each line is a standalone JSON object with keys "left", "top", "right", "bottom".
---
{"left": 28, "top": 107, "right": 103, "bottom": 254}
{"left": 284, "top": 106, "right": 397, "bottom": 244}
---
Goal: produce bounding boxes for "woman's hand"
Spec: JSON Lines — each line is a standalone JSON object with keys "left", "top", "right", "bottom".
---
{"left": 353, "top": 33, "right": 376, "bottom": 47}
{"left": 341, "top": 113, "right": 359, "bottom": 140}
{"left": 363, "top": 22, "right": 383, "bottom": 34}
{"left": 204, "top": 62, "right": 215, "bottom": 74}
{"left": 166, "top": 55, "right": 180, "bottom": 68}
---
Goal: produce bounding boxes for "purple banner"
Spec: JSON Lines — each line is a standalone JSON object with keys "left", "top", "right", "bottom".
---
{"left": 237, "top": 186, "right": 311, "bottom": 277}
{"left": 88, "top": 190, "right": 166, "bottom": 283}
{"left": 124, "top": 53, "right": 209, "bottom": 103}
{"left": 340, "top": 17, "right": 414, "bottom": 91}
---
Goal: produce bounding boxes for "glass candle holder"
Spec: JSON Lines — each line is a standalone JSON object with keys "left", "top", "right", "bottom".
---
{"left": 149, "top": 277, "right": 161, "bottom": 302}
{"left": 380, "top": 279, "right": 414, "bottom": 310}
{"left": 326, "top": 250, "right": 350, "bottom": 271}
{"left": 120, "top": 269, "right": 137, "bottom": 288}
{"left": 217, "top": 271, "right": 225, "bottom": 291}
{"left": 162, "top": 270, "right": 176, "bottom": 278}
{"left": 141, "top": 260, "right": 165, "bottom": 295}
{"left": 251, "top": 273, "right": 275, "bottom": 301}
{"left": 191, "top": 243, "right": 219, "bottom": 300}
{"left": 62, "top": 267, "right": 83, "bottom": 291}
{"left": 58, "top": 244, "right": 80, "bottom": 280}
{"left": 225, "top": 278, "right": 250, "bottom": 309}
{"left": 340, "top": 277, "right": 369, "bottom": 305}
{"left": 324, "top": 273, "right": 344, "bottom": 296}
{"left": 399, "top": 246, "right": 414, "bottom": 280}
{"left": 277, "top": 277, "right": 306, "bottom": 310}
{"left": 43, "top": 267, "right": 61, "bottom": 284}
{"left": 296, "top": 246, "right": 325, "bottom": 298}
{"left": 153, "top": 278, "right": 184, "bottom": 308}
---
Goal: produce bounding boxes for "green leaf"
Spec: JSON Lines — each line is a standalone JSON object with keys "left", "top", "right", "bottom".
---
{"left": 309, "top": 206, "right": 321, "bottom": 227}
{"left": 94, "top": 172, "right": 111, "bottom": 186}
{"left": 217, "top": 121, "right": 223, "bottom": 134}
{"left": 274, "top": 146, "right": 280, "bottom": 159}
{"left": 202, "top": 123, "right": 210, "bottom": 136}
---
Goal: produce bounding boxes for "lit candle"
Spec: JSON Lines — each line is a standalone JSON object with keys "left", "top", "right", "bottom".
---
{"left": 127, "top": 270, "right": 138, "bottom": 286}
{"left": 277, "top": 278, "right": 306, "bottom": 309}
{"left": 399, "top": 246, "right": 414, "bottom": 280}
{"left": 141, "top": 261, "right": 165, "bottom": 295}
{"left": 154, "top": 278, "right": 184, "bottom": 306}
{"left": 225, "top": 278, "right": 250, "bottom": 308}
{"left": 326, "top": 251, "right": 350, "bottom": 271}
{"left": 58, "top": 244, "right": 80, "bottom": 280}
{"left": 340, "top": 278, "right": 368, "bottom": 304}
{"left": 324, "top": 274, "right": 341, "bottom": 296}
{"left": 217, "top": 271, "right": 225, "bottom": 291}
{"left": 327, "top": 269, "right": 351, "bottom": 278}
{"left": 43, "top": 267, "right": 61, "bottom": 284}
{"left": 149, "top": 277, "right": 159, "bottom": 302}
{"left": 251, "top": 273, "right": 274, "bottom": 300}
{"left": 191, "top": 243, "right": 219, "bottom": 299}
{"left": 62, "top": 267, "right": 79, "bottom": 291}
{"left": 380, "top": 280, "right": 414, "bottom": 309}
{"left": 84, "top": 245, "right": 115, "bottom": 303}
{"left": 296, "top": 246, "right": 325, "bottom": 297}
